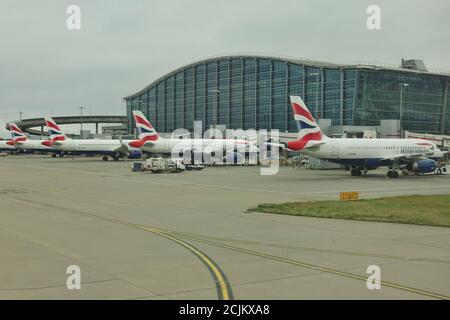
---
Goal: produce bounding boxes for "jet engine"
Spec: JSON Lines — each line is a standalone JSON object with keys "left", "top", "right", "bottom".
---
{"left": 127, "top": 149, "right": 142, "bottom": 159}
{"left": 410, "top": 159, "right": 437, "bottom": 173}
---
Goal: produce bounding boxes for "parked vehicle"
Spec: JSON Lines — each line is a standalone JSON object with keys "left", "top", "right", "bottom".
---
{"left": 145, "top": 158, "right": 185, "bottom": 173}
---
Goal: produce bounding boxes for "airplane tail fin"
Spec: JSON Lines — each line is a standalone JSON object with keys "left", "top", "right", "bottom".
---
{"left": 288, "top": 96, "right": 326, "bottom": 151}
{"left": 45, "top": 117, "right": 67, "bottom": 143}
{"left": 8, "top": 122, "right": 27, "bottom": 144}
{"left": 132, "top": 111, "right": 159, "bottom": 142}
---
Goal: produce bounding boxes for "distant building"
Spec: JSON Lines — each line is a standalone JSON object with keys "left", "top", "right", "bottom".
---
{"left": 124, "top": 55, "right": 450, "bottom": 136}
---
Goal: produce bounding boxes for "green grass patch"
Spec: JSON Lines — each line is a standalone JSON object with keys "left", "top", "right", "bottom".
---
{"left": 249, "top": 194, "right": 450, "bottom": 227}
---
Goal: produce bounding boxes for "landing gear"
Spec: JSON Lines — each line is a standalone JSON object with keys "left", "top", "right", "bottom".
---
{"left": 350, "top": 168, "right": 362, "bottom": 176}
{"left": 387, "top": 170, "right": 399, "bottom": 178}
{"left": 102, "top": 156, "right": 109, "bottom": 161}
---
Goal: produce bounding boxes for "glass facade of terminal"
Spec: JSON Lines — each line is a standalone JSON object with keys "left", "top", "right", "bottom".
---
{"left": 125, "top": 56, "right": 450, "bottom": 135}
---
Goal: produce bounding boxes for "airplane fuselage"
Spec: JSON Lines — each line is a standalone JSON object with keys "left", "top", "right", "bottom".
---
{"left": 0, "top": 141, "right": 16, "bottom": 152}
{"left": 138, "top": 138, "right": 254, "bottom": 154}
{"left": 300, "top": 138, "right": 443, "bottom": 167}
{"left": 15, "top": 140, "right": 57, "bottom": 153}
{"left": 53, "top": 139, "right": 130, "bottom": 152}
{"left": 51, "top": 139, "right": 142, "bottom": 159}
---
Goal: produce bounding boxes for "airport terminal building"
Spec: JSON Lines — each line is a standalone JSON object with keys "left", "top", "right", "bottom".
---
{"left": 124, "top": 55, "right": 450, "bottom": 136}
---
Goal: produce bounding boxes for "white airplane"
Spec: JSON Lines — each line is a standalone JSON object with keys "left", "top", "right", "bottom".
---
{"left": 0, "top": 137, "right": 16, "bottom": 152}
{"left": 128, "top": 111, "right": 255, "bottom": 158}
{"left": 285, "top": 96, "right": 445, "bottom": 178}
{"left": 42, "top": 118, "right": 142, "bottom": 161}
{"left": 7, "top": 122, "right": 58, "bottom": 154}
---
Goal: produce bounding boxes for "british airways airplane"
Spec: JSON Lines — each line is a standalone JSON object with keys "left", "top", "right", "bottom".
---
{"left": 0, "top": 140, "right": 16, "bottom": 152}
{"left": 286, "top": 96, "right": 444, "bottom": 178}
{"left": 41, "top": 118, "right": 142, "bottom": 161}
{"left": 0, "top": 135, "right": 16, "bottom": 152}
{"left": 7, "top": 122, "right": 57, "bottom": 154}
{"left": 129, "top": 111, "right": 255, "bottom": 155}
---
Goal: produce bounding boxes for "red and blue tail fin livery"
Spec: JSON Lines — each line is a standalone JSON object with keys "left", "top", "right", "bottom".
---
{"left": 129, "top": 111, "right": 159, "bottom": 148}
{"left": 287, "top": 96, "right": 326, "bottom": 151}
{"left": 44, "top": 117, "right": 67, "bottom": 145}
{"left": 8, "top": 122, "right": 27, "bottom": 144}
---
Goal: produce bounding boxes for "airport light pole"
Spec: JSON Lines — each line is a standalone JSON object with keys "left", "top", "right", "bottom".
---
{"left": 209, "top": 89, "right": 220, "bottom": 127}
{"left": 399, "top": 83, "right": 409, "bottom": 137}
{"left": 309, "top": 72, "right": 320, "bottom": 119}
{"left": 79, "top": 107, "right": 85, "bottom": 139}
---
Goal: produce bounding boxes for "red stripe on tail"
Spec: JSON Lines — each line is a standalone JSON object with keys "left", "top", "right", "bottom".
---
{"left": 291, "top": 102, "right": 315, "bottom": 122}
{"left": 134, "top": 115, "right": 153, "bottom": 128}
{"left": 46, "top": 121, "right": 61, "bottom": 131}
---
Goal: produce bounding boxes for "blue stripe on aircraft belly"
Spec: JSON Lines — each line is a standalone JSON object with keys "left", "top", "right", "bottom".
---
{"left": 19, "top": 149, "right": 59, "bottom": 153}
{"left": 65, "top": 150, "right": 115, "bottom": 156}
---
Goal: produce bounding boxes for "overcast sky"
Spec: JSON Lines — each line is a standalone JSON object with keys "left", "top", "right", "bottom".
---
{"left": 1, "top": 0, "right": 449, "bottom": 138}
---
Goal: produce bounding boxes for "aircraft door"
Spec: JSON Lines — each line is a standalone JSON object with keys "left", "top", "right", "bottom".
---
{"left": 331, "top": 141, "right": 339, "bottom": 157}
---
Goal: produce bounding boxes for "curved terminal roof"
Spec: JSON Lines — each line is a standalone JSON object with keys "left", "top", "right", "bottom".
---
{"left": 123, "top": 54, "right": 450, "bottom": 100}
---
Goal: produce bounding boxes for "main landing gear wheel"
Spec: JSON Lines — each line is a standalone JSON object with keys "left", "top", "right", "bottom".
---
{"left": 102, "top": 156, "right": 109, "bottom": 161}
{"left": 350, "top": 168, "right": 362, "bottom": 176}
{"left": 387, "top": 170, "right": 399, "bottom": 178}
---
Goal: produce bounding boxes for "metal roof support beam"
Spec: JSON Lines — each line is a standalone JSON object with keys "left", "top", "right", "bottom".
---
{"left": 441, "top": 79, "right": 449, "bottom": 135}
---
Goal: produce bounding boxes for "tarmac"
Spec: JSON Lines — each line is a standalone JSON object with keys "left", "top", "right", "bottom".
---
{"left": 0, "top": 155, "right": 449, "bottom": 299}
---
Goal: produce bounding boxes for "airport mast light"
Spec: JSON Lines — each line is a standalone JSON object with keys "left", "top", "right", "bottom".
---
{"left": 399, "top": 83, "right": 409, "bottom": 137}
{"left": 79, "top": 106, "right": 85, "bottom": 138}
{"left": 308, "top": 72, "right": 320, "bottom": 119}
{"left": 208, "top": 89, "right": 221, "bottom": 126}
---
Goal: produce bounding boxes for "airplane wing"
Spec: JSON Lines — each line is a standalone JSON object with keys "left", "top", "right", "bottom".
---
{"left": 112, "top": 144, "right": 129, "bottom": 154}
{"left": 113, "top": 138, "right": 137, "bottom": 154}
{"left": 303, "top": 140, "right": 326, "bottom": 149}
{"left": 381, "top": 153, "right": 431, "bottom": 161}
